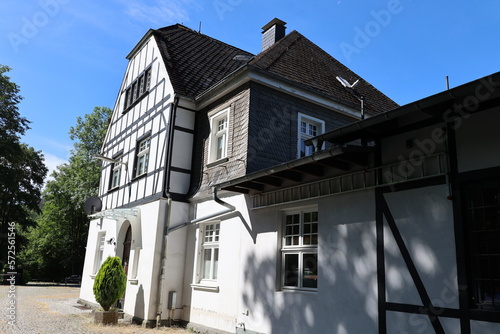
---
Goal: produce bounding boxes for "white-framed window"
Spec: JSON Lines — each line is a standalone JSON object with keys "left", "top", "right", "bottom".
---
{"left": 298, "top": 113, "right": 325, "bottom": 158}
{"left": 123, "top": 67, "right": 152, "bottom": 111}
{"left": 281, "top": 210, "right": 318, "bottom": 290}
{"left": 209, "top": 109, "right": 229, "bottom": 163}
{"left": 109, "top": 156, "right": 122, "bottom": 189}
{"left": 200, "top": 223, "right": 220, "bottom": 281}
{"left": 93, "top": 232, "right": 106, "bottom": 274}
{"left": 135, "top": 137, "right": 150, "bottom": 177}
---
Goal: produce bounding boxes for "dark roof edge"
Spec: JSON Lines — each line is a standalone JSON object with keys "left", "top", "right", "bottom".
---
{"left": 214, "top": 145, "right": 362, "bottom": 191}
{"left": 306, "top": 71, "right": 500, "bottom": 145}
{"left": 126, "top": 29, "right": 155, "bottom": 60}
{"left": 195, "top": 64, "right": 364, "bottom": 119}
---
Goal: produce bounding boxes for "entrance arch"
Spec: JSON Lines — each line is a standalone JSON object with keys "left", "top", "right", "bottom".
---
{"left": 122, "top": 225, "right": 132, "bottom": 275}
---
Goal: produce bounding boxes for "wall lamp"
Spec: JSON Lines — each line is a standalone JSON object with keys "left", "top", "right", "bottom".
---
{"left": 107, "top": 237, "right": 116, "bottom": 245}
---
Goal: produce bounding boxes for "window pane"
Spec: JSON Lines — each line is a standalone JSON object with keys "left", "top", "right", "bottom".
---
{"left": 145, "top": 69, "right": 151, "bottom": 91}
{"left": 214, "top": 224, "right": 220, "bottom": 242}
{"left": 301, "top": 121, "right": 307, "bottom": 134}
{"left": 308, "top": 124, "right": 317, "bottom": 136}
{"left": 203, "top": 249, "right": 212, "bottom": 279}
{"left": 213, "top": 248, "right": 219, "bottom": 280}
{"left": 284, "top": 254, "right": 299, "bottom": 287}
{"left": 216, "top": 134, "right": 226, "bottom": 160}
{"left": 303, "top": 253, "right": 318, "bottom": 288}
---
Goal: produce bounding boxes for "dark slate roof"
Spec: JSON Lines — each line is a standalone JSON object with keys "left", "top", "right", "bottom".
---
{"left": 153, "top": 24, "right": 254, "bottom": 97}
{"left": 249, "top": 30, "right": 399, "bottom": 114}
{"left": 152, "top": 24, "right": 397, "bottom": 113}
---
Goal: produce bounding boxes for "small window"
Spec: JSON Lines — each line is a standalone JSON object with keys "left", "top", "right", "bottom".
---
{"left": 201, "top": 223, "right": 220, "bottom": 281}
{"left": 145, "top": 67, "right": 152, "bottom": 92}
{"left": 123, "top": 67, "right": 152, "bottom": 112}
{"left": 281, "top": 210, "right": 318, "bottom": 290}
{"left": 94, "top": 232, "right": 106, "bottom": 274}
{"left": 209, "top": 109, "right": 229, "bottom": 163}
{"left": 109, "top": 156, "right": 123, "bottom": 189}
{"left": 298, "top": 114, "right": 325, "bottom": 158}
{"left": 135, "top": 137, "right": 150, "bottom": 177}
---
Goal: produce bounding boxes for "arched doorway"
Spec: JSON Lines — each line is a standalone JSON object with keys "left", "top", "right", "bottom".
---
{"left": 118, "top": 225, "right": 131, "bottom": 310}
{"left": 122, "top": 225, "right": 132, "bottom": 275}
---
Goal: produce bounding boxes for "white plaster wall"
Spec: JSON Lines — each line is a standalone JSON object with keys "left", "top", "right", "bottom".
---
{"left": 80, "top": 199, "right": 166, "bottom": 323}
{"left": 384, "top": 185, "right": 458, "bottom": 311}
{"left": 456, "top": 107, "right": 500, "bottom": 173}
{"left": 158, "top": 201, "right": 190, "bottom": 320}
{"left": 171, "top": 130, "right": 194, "bottom": 170}
{"left": 387, "top": 312, "right": 460, "bottom": 334}
{"left": 381, "top": 125, "right": 447, "bottom": 166}
{"left": 121, "top": 200, "right": 166, "bottom": 322}
{"left": 79, "top": 217, "right": 118, "bottom": 304}
{"left": 188, "top": 194, "right": 247, "bottom": 333}
{"left": 188, "top": 190, "right": 380, "bottom": 334}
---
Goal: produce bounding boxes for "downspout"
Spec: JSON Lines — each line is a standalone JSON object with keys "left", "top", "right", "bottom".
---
{"left": 162, "top": 96, "right": 180, "bottom": 198}
{"left": 157, "top": 96, "right": 179, "bottom": 327}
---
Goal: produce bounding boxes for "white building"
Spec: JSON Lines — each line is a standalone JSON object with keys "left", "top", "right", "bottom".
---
{"left": 79, "top": 18, "right": 500, "bottom": 334}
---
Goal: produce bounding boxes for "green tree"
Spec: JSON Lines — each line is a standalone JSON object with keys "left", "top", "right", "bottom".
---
{"left": 93, "top": 256, "right": 127, "bottom": 311}
{"left": 20, "top": 106, "right": 112, "bottom": 279}
{"left": 0, "top": 65, "right": 47, "bottom": 269}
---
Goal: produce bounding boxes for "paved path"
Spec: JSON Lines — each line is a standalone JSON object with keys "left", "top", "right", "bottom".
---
{"left": 0, "top": 284, "right": 94, "bottom": 334}
{"left": 0, "top": 284, "right": 187, "bottom": 334}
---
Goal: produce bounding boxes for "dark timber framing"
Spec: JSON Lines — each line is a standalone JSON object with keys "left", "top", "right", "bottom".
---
{"left": 376, "top": 175, "right": 450, "bottom": 334}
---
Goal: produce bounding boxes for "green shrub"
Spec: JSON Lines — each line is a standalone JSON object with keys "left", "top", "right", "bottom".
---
{"left": 93, "top": 256, "right": 126, "bottom": 311}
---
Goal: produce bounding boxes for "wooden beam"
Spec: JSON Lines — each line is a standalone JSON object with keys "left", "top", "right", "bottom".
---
{"left": 253, "top": 176, "right": 282, "bottom": 187}
{"left": 274, "top": 170, "right": 302, "bottom": 182}
{"left": 292, "top": 164, "right": 324, "bottom": 177}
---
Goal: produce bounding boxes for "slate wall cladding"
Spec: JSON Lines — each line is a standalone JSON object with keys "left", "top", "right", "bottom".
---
{"left": 190, "top": 86, "right": 251, "bottom": 197}
{"left": 246, "top": 83, "right": 357, "bottom": 172}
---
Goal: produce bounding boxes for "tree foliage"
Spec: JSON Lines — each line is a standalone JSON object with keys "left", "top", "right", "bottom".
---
{"left": 93, "top": 256, "right": 127, "bottom": 311}
{"left": 20, "top": 106, "right": 112, "bottom": 279}
{"left": 0, "top": 65, "right": 47, "bottom": 269}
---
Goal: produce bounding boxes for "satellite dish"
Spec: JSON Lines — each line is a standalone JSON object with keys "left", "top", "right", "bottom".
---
{"left": 84, "top": 196, "right": 102, "bottom": 215}
{"left": 336, "top": 76, "right": 359, "bottom": 89}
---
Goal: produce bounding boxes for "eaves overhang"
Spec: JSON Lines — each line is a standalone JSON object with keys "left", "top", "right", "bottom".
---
{"left": 126, "top": 29, "right": 155, "bottom": 60}
{"left": 215, "top": 144, "right": 376, "bottom": 194}
{"left": 194, "top": 64, "right": 363, "bottom": 119}
{"left": 305, "top": 71, "right": 500, "bottom": 146}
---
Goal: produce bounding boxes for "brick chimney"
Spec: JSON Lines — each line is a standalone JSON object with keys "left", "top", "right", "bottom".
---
{"left": 261, "top": 18, "right": 287, "bottom": 51}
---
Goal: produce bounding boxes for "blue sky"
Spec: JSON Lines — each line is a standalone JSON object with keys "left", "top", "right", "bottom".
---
{"left": 1, "top": 0, "right": 499, "bottom": 181}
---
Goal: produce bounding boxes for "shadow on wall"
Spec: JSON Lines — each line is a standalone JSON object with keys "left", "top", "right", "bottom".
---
{"left": 134, "top": 284, "right": 145, "bottom": 322}
{"left": 239, "top": 201, "right": 379, "bottom": 333}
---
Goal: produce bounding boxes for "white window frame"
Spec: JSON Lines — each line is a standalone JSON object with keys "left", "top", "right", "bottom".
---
{"left": 93, "top": 232, "right": 106, "bottom": 275}
{"left": 281, "top": 209, "right": 318, "bottom": 291}
{"left": 199, "top": 222, "right": 220, "bottom": 282}
{"left": 110, "top": 156, "right": 122, "bottom": 189}
{"left": 135, "top": 137, "right": 150, "bottom": 177}
{"left": 297, "top": 113, "right": 325, "bottom": 158}
{"left": 209, "top": 108, "right": 230, "bottom": 163}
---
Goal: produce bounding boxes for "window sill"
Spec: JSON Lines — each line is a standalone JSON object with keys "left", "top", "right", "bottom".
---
{"left": 280, "top": 288, "right": 317, "bottom": 294}
{"left": 122, "top": 91, "right": 149, "bottom": 114}
{"left": 107, "top": 186, "right": 119, "bottom": 194}
{"left": 131, "top": 173, "right": 147, "bottom": 182}
{"left": 89, "top": 274, "right": 96, "bottom": 279}
{"left": 191, "top": 283, "right": 219, "bottom": 292}
{"left": 206, "top": 158, "right": 229, "bottom": 169}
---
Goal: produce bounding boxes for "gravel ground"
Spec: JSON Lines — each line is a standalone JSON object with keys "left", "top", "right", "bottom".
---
{"left": 0, "top": 284, "right": 189, "bottom": 334}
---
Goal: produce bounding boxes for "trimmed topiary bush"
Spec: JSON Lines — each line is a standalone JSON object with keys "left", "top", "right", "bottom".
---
{"left": 93, "top": 256, "right": 127, "bottom": 311}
